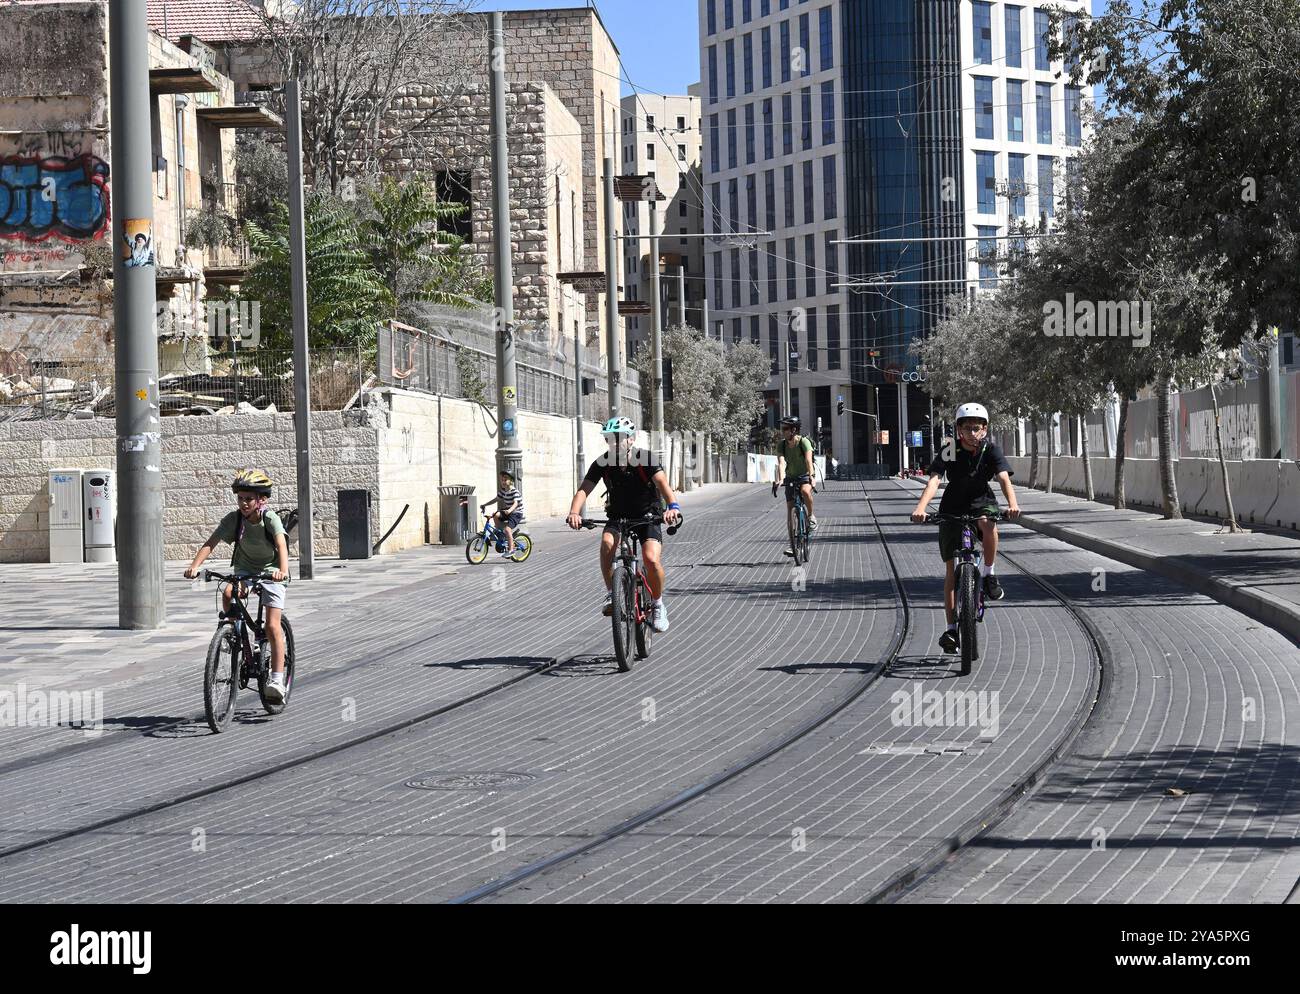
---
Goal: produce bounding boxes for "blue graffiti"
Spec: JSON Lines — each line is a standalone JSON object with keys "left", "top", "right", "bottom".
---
{"left": 0, "top": 154, "right": 111, "bottom": 241}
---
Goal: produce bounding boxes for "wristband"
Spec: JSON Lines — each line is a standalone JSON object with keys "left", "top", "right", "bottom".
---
{"left": 668, "top": 502, "right": 681, "bottom": 511}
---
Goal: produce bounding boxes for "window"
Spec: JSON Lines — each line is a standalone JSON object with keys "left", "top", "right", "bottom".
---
{"left": 802, "top": 159, "right": 814, "bottom": 223}
{"left": 1009, "top": 153, "right": 1027, "bottom": 218}
{"left": 435, "top": 170, "right": 472, "bottom": 240}
{"left": 1066, "top": 86, "right": 1082, "bottom": 146}
{"left": 751, "top": 314, "right": 760, "bottom": 345}
{"left": 728, "top": 177, "right": 739, "bottom": 230}
{"left": 780, "top": 20, "right": 791, "bottom": 82}
{"left": 769, "top": 315, "right": 780, "bottom": 371}
{"left": 731, "top": 247, "right": 741, "bottom": 306}
{"left": 710, "top": 181, "right": 721, "bottom": 231}
{"left": 782, "top": 93, "right": 794, "bottom": 154}
{"left": 724, "top": 0, "right": 734, "bottom": 30}
{"left": 647, "top": 144, "right": 655, "bottom": 160}
{"left": 743, "top": 0, "right": 752, "bottom": 22}
{"left": 823, "top": 154, "right": 836, "bottom": 219}
{"left": 743, "top": 33, "right": 754, "bottom": 93}
{"left": 786, "top": 236, "right": 797, "bottom": 299}
{"left": 819, "top": 7, "right": 833, "bottom": 70}
{"left": 750, "top": 249, "right": 760, "bottom": 304}
{"left": 805, "top": 233, "right": 816, "bottom": 297}
{"left": 709, "top": 114, "right": 720, "bottom": 171}
{"left": 977, "top": 225, "right": 998, "bottom": 288}
{"left": 975, "top": 76, "right": 994, "bottom": 139}
{"left": 821, "top": 81, "right": 835, "bottom": 144}
{"left": 824, "top": 230, "right": 837, "bottom": 293}
{"left": 761, "top": 27, "right": 772, "bottom": 89}
{"left": 678, "top": 115, "right": 686, "bottom": 131}
{"left": 1064, "top": 12, "right": 1081, "bottom": 73}
{"left": 761, "top": 0, "right": 770, "bottom": 16}
{"left": 680, "top": 199, "right": 687, "bottom": 216}
{"left": 745, "top": 103, "right": 756, "bottom": 163}
{"left": 678, "top": 144, "right": 687, "bottom": 161}
{"left": 727, "top": 108, "right": 738, "bottom": 167}
{"left": 725, "top": 39, "right": 736, "bottom": 98}
{"left": 798, "top": 13, "right": 810, "bottom": 76}
{"left": 1066, "top": 157, "right": 1081, "bottom": 210}
{"left": 973, "top": 2, "right": 992, "bottom": 63}
{"left": 800, "top": 87, "right": 813, "bottom": 150}
{"left": 732, "top": 318, "right": 742, "bottom": 344}
{"left": 826, "top": 303, "right": 840, "bottom": 369}
{"left": 767, "top": 243, "right": 778, "bottom": 301}
{"left": 646, "top": 115, "right": 655, "bottom": 130}
{"left": 764, "top": 169, "right": 776, "bottom": 229}
{"left": 762, "top": 98, "right": 774, "bottom": 159}
{"left": 708, "top": 47, "right": 718, "bottom": 103}
{"left": 746, "top": 171, "right": 757, "bottom": 228}
{"left": 1036, "top": 83, "right": 1052, "bottom": 144}
{"left": 783, "top": 165, "right": 795, "bottom": 225}
{"left": 806, "top": 307, "right": 818, "bottom": 370}
{"left": 1007, "top": 80, "right": 1024, "bottom": 142}
{"left": 1035, "top": 9, "right": 1050, "bottom": 70}
{"left": 707, "top": 0, "right": 716, "bottom": 35}
{"left": 976, "top": 151, "right": 997, "bottom": 214}
{"left": 1005, "top": 6, "right": 1022, "bottom": 68}
{"left": 712, "top": 251, "right": 723, "bottom": 307}
{"left": 1037, "top": 155, "right": 1055, "bottom": 219}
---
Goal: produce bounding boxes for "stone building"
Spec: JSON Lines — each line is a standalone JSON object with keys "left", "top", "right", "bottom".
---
{"left": 1, "top": 0, "right": 278, "bottom": 379}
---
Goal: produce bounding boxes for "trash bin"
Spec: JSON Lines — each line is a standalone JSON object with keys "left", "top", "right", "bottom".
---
{"left": 82, "top": 468, "right": 116, "bottom": 564}
{"left": 438, "top": 485, "right": 475, "bottom": 546}
{"left": 338, "top": 489, "right": 372, "bottom": 560}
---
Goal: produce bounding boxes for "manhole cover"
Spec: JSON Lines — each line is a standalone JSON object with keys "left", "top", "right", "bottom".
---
{"left": 404, "top": 771, "right": 537, "bottom": 791}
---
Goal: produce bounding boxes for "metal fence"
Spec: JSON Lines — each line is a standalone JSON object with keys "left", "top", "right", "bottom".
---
{"left": 0, "top": 345, "right": 370, "bottom": 418}
{"left": 378, "top": 313, "right": 643, "bottom": 425}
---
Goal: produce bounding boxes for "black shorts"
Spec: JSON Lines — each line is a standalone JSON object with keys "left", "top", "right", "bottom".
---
{"left": 496, "top": 510, "right": 524, "bottom": 529}
{"left": 605, "top": 520, "right": 663, "bottom": 545}
{"left": 782, "top": 474, "right": 812, "bottom": 500}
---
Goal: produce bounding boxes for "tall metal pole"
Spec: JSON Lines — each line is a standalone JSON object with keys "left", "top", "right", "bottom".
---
{"left": 1261, "top": 324, "right": 1283, "bottom": 459}
{"left": 649, "top": 198, "right": 664, "bottom": 457}
{"left": 783, "top": 333, "right": 792, "bottom": 417}
{"left": 602, "top": 157, "right": 621, "bottom": 418}
{"left": 110, "top": 0, "right": 165, "bottom": 628}
{"left": 286, "top": 80, "right": 315, "bottom": 579}
{"left": 702, "top": 295, "right": 710, "bottom": 340}
{"left": 489, "top": 12, "right": 522, "bottom": 483}
{"left": 899, "top": 381, "right": 909, "bottom": 473}
{"left": 574, "top": 314, "right": 584, "bottom": 489}
{"left": 677, "top": 265, "right": 687, "bottom": 327}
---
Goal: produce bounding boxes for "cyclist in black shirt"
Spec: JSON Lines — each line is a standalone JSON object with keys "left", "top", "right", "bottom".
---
{"left": 911, "top": 402, "right": 1020, "bottom": 653}
{"left": 566, "top": 417, "right": 683, "bottom": 632}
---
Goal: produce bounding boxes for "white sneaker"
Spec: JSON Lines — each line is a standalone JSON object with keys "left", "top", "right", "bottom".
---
{"left": 809, "top": 516, "right": 818, "bottom": 531}
{"left": 650, "top": 602, "right": 669, "bottom": 633}
{"left": 264, "top": 672, "right": 287, "bottom": 703}
{"left": 602, "top": 592, "right": 614, "bottom": 617}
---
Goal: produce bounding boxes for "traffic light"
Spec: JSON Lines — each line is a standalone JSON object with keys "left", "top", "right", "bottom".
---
{"left": 836, "top": 400, "right": 845, "bottom": 416}
{"left": 662, "top": 357, "right": 674, "bottom": 402}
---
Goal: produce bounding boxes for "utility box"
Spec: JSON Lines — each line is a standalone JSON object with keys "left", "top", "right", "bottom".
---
{"left": 438, "top": 485, "right": 474, "bottom": 545}
{"left": 49, "top": 468, "right": 84, "bottom": 564}
{"left": 338, "top": 489, "right": 372, "bottom": 560}
{"left": 82, "top": 468, "right": 116, "bottom": 564}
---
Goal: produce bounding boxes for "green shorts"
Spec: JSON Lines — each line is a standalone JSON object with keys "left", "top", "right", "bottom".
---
{"left": 938, "top": 506, "right": 999, "bottom": 562}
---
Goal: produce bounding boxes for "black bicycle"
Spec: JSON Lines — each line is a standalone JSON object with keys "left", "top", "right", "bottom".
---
{"left": 201, "top": 570, "right": 296, "bottom": 733}
{"left": 580, "top": 513, "right": 680, "bottom": 672}
{"left": 775, "top": 476, "right": 815, "bottom": 566}
{"left": 923, "top": 511, "right": 1005, "bottom": 675}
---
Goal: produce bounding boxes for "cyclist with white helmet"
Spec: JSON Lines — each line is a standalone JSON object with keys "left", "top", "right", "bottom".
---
{"left": 772, "top": 415, "right": 817, "bottom": 555}
{"left": 910, "top": 403, "right": 1020, "bottom": 654}
{"left": 566, "top": 417, "right": 683, "bottom": 633}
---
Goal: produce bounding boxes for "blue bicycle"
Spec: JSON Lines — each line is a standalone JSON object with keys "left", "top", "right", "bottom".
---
{"left": 466, "top": 513, "right": 532, "bottom": 564}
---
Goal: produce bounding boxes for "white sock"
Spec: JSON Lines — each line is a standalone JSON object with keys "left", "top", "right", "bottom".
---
{"left": 980, "top": 563, "right": 991, "bottom": 578}
{"left": 653, "top": 597, "right": 663, "bottom": 607}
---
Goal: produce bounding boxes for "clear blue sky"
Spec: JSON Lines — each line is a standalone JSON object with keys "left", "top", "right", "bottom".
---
{"left": 483, "top": 0, "right": 703, "bottom": 97}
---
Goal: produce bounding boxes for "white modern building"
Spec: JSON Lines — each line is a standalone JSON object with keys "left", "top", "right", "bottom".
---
{"left": 698, "top": 0, "right": 1088, "bottom": 469}
{"left": 620, "top": 90, "right": 705, "bottom": 357}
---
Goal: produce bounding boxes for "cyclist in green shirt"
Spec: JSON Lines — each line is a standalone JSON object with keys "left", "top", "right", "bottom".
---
{"left": 772, "top": 416, "right": 818, "bottom": 554}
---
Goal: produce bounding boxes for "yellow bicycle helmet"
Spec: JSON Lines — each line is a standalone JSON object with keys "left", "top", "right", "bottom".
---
{"left": 231, "top": 468, "right": 273, "bottom": 496}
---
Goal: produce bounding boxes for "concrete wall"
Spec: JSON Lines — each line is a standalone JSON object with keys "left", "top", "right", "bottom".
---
{"left": 1007, "top": 455, "right": 1300, "bottom": 531}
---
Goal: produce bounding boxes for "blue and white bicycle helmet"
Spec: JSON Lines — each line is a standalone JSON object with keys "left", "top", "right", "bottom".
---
{"left": 601, "top": 416, "right": 636, "bottom": 436}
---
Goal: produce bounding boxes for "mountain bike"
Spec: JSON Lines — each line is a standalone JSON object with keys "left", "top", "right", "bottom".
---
{"left": 776, "top": 475, "right": 815, "bottom": 566}
{"left": 466, "top": 513, "right": 532, "bottom": 564}
{"left": 200, "top": 571, "right": 296, "bottom": 733}
{"left": 923, "top": 511, "right": 1005, "bottom": 675}
{"left": 580, "top": 513, "right": 680, "bottom": 672}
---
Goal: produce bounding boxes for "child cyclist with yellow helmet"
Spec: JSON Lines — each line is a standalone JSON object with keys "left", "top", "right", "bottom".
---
{"left": 185, "top": 469, "right": 291, "bottom": 702}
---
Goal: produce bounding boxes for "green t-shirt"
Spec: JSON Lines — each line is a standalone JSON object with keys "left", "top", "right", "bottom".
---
{"left": 215, "top": 509, "right": 285, "bottom": 574}
{"left": 779, "top": 435, "right": 814, "bottom": 479}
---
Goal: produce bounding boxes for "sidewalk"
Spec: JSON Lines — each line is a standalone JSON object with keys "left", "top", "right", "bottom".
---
{"left": 896, "top": 478, "right": 1300, "bottom": 645}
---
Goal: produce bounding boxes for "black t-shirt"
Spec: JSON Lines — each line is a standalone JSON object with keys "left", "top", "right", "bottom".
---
{"left": 927, "top": 440, "right": 1012, "bottom": 513}
{"left": 584, "top": 448, "right": 665, "bottom": 518}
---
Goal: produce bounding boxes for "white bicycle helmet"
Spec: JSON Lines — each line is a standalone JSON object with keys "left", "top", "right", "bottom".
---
{"left": 954, "top": 402, "right": 989, "bottom": 424}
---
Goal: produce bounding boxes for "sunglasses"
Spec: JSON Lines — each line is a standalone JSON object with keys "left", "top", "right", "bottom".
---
{"left": 957, "top": 424, "right": 987, "bottom": 432}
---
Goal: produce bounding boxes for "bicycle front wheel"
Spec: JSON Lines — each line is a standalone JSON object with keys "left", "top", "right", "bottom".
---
{"left": 259, "top": 617, "right": 295, "bottom": 715}
{"left": 787, "top": 506, "right": 803, "bottom": 567}
{"left": 204, "top": 622, "right": 240, "bottom": 733}
{"left": 958, "top": 563, "right": 979, "bottom": 675}
{"left": 610, "top": 564, "right": 636, "bottom": 672}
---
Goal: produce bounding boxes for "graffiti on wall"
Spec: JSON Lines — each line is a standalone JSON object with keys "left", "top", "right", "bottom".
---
{"left": 0, "top": 153, "right": 111, "bottom": 243}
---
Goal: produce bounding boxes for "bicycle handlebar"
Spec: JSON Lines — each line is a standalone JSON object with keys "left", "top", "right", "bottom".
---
{"left": 202, "top": 570, "right": 292, "bottom": 587}
{"left": 579, "top": 512, "right": 681, "bottom": 536}
{"left": 921, "top": 510, "right": 1006, "bottom": 524}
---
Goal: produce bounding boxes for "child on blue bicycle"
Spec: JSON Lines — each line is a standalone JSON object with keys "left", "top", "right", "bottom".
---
{"left": 480, "top": 470, "right": 525, "bottom": 558}
{"left": 910, "top": 403, "right": 1020, "bottom": 654}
